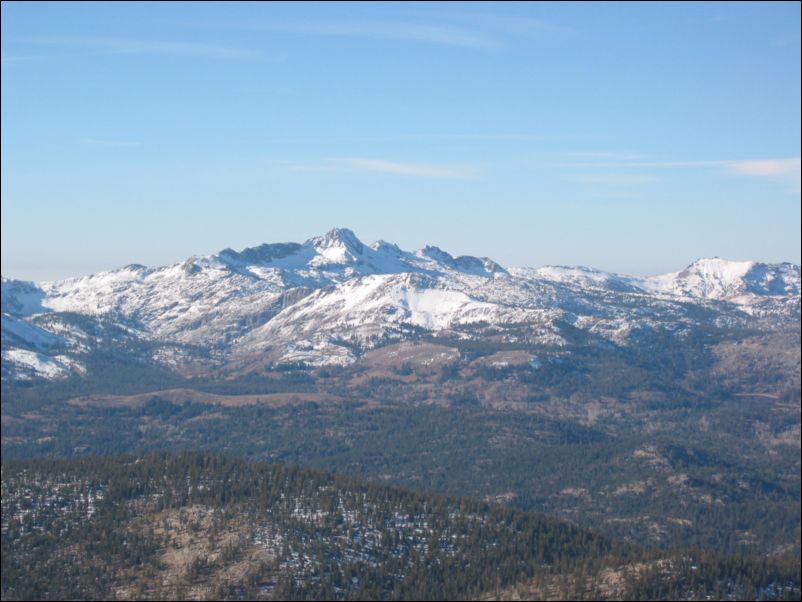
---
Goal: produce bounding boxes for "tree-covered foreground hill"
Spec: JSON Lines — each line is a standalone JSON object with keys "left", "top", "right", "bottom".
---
{"left": 2, "top": 453, "right": 799, "bottom": 601}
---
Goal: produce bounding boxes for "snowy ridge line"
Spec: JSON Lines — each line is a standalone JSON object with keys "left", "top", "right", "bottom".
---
{"left": 2, "top": 229, "right": 799, "bottom": 380}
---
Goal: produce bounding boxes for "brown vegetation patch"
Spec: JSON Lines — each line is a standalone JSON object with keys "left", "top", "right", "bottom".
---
{"left": 471, "top": 350, "right": 536, "bottom": 368}
{"left": 67, "top": 388, "right": 347, "bottom": 409}
{"left": 711, "top": 332, "right": 801, "bottom": 395}
{"left": 357, "top": 341, "right": 459, "bottom": 374}
{"left": 753, "top": 422, "right": 801, "bottom": 450}
{"left": 114, "top": 504, "right": 276, "bottom": 600}
{"left": 612, "top": 480, "right": 652, "bottom": 496}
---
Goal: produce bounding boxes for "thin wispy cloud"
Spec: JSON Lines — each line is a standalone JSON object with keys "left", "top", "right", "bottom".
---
{"left": 577, "top": 173, "right": 658, "bottom": 187}
{"left": 1, "top": 52, "right": 48, "bottom": 64}
{"left": 257, "top": 133, "right": 604, "bottom": 147}
{"left": 445, "top": 12, "right": 578, "bottom": 38}
{"left": 771, "top": 34, "right": 800, "bottom": 48}
{"left": 22, "top": 36, "right": 262, "bottom": 60}
{"left": 212, "top": 10, "right": 576, "bottom": 50}
{"left": 265, "top": 158, "right": 479, "bottom": 180}
{"left": 625, "top": 159, "right": 801, "bottom": 176}
{"left": 558, "top": 151, "right": 646, "bottom": 161}
{"left": 231, "top": 19, "right": 496, "bottom": 48}
{"left": 543, "top": 157, "right": 801, "bottom": 180}
{"left": 729, "top": 159, "right": 801, "bottom": 177}
{"left": 80, "top": 138, "right": 141, "bottom": 147}
{"left": 334, "top": 158, "right": 479, "bottom": 179}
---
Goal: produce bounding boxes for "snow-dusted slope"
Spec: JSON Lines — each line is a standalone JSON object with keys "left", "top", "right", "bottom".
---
{"left": 2, "top": 229, "right": 799, "bottom": 379}
{"left": 40, "top": 263, "right": 285, "bottom": 347}
{"left": 231, "top": 272, "right": 564, "bottom": 366}
{"left": 510, "top": 266, "right": 645, "bottom": 295}
{"left": 511, "top": 258, "right": 801, "bottom": 312}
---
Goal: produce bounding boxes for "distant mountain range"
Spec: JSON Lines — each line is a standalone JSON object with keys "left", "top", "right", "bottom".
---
{"left": 2, "top": 228, "right": 799, "bottom": 381}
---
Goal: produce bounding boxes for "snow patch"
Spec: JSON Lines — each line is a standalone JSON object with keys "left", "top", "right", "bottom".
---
{"left": 2, "top": 348, "right": 83, "bottom": 380}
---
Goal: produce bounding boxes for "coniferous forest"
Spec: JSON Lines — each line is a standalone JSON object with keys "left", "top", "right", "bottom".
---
{"left": 2, "top": 452, "right": 800, "bottom": 601}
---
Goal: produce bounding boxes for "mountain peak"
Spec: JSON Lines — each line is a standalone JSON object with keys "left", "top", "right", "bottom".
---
{"left": 418, "top": 245, "right": 507, "bottom": 276}
{"left": 216, "top": 242, "right": 303, "bottom": 266}
{"left": 684, "top": 257, "right": 754, "bottom": 273}
{"left": 642, "top": 257, "right": 800, "bottom": 301}
{"left": 678, "top": 258, "right": 756, "bottom": 290}
{"left": 370, "top": 240, "right": 402, "bottom": 253}
{"left": 311, "top": 228, "right": 365, "bottom": 253}
{"left": 419, "top": 245, "right": 454, "bottom": 263}
{"left": 306, "top": 228, "right": 365, "bottom": 268}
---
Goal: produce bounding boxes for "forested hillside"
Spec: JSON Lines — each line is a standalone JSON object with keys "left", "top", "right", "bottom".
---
{"left": 2, "top": 453, "right": 799, "bottom": 601}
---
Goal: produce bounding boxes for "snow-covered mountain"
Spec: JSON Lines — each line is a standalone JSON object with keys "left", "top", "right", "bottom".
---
{"left": 2, "top": 228, "right": 799, "bottom": 380}
{"left": 639, "top": 257, "right": 800, "bottom": 303}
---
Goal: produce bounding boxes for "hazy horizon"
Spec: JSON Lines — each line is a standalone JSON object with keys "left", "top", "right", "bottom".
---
{"left": 2, "top": 224, "right": 798, "bottom": 284}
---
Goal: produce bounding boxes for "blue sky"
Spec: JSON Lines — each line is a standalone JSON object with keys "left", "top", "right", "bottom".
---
{"left": 2, "top": 1, "right": 800, "bottom": 281}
